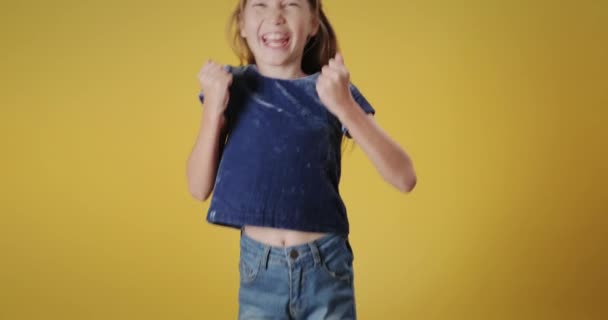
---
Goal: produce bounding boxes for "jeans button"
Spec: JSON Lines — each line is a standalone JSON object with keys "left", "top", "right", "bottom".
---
{"left": 289, "top": 249, "right": 298, "bottom": 259}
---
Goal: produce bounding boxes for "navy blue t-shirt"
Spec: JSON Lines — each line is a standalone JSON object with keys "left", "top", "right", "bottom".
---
{"left": 197, "top": 64, "right": 375, "bottom": 236}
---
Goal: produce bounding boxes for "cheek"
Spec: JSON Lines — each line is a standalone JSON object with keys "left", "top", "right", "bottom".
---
{"left": 241, "top": 14, "right": 260, "bottom": 35}
{"left": 292, "top": 18, "right": 314, "bottom": 36}
{"left": 242, "top": 23, "right": 258, "bottom": 39}
{"left": 286, "top": 22, "right": 305, "bottom": 36}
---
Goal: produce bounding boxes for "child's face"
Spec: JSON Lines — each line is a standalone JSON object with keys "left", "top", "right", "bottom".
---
{"left": 240, "top": 0, "right": 318, "bottom": 70}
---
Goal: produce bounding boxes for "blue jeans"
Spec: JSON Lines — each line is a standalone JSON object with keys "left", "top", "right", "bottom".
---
{"left": 238, "top": 227, "right": 357, "bottom": 319}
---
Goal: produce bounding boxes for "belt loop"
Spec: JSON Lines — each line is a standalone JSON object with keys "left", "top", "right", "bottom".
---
{"left": 308, "top": 241, "right": 321, "bottom": 265}
{"left": 261, "top": 245, "right": 270, "bottom": 270}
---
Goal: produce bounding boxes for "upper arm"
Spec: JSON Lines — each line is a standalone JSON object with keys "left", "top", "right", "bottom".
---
{"left": 341, "top": 83, "right": 376, "bottom": 139}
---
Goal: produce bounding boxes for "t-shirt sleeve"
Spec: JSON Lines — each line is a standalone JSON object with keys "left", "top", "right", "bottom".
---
{"left": 197, "top": 89, "right": 205, "bottom": 105}
{"left": 342, "top": 83, "right": 376, "bottom": 139}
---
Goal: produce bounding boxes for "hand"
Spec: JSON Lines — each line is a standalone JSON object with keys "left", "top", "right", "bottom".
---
{"left": 197, "top": 60, "right": 233, "bottom": 117}
{"left": 316, "top": 52, "right": 355, "bottom": 119}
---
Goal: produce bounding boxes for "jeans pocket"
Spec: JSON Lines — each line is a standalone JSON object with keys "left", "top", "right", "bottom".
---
{"left": 239, "top": 253, "right": 262, "bottom": 285}
{"left": 345, "top": 238, "right": 354, "bottom": 260}
{"left": 320, "top": 238, "right": 354, "bottom": 281}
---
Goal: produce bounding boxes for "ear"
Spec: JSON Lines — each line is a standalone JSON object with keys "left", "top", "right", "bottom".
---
{"left": 309, "top": 17, "right": 320, "bottom": 38}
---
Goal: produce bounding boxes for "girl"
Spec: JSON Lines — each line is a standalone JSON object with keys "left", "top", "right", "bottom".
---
{"left": 187, "top": 0, "right": 416, "bottom": 318}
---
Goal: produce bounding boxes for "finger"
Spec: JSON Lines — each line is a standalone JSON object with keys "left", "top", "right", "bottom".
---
{"left": 210, "top": 63, "right": 224, "bottom": 76}
{"left": 207, "top": 59, "right": 216, "bottom": 69}
{"left": 328, "top": 58, "right": 338, "bottom": 70}
{"left": 203, "top": 63, "right": 215, "bottom": 76}
{"left": 316, "top": 77, "right": 326, "bottom": 91}
{"left": 329, "top": 57, "right": 347, "bottom": 77}
{"left": 335, "top": 52, "right": 344, "bottom": 65}
{"left": 328, "top": 69, "right": 340, "bottom": 81}
{"left": 200, "top": 60, "right": 211, "bottom": 73}
{"left": 323, "top": 63, "right": 339, "bottom": 77}
{"left": 316, "top": 72, "right": 326, "bottom": 83}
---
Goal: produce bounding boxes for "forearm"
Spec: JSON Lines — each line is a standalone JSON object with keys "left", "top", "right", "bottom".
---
{"left": 339, "top": 102, "right": 417, "bottom": 193}
{"left": 186, "top": 106, "right": 227, "bottom": 201}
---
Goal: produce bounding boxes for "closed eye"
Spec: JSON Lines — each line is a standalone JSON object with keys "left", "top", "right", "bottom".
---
{"left": 283, "top": 0, "right": 300, "bottom": 7}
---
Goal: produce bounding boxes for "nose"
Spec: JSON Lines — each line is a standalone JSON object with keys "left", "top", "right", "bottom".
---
{"left": 267, "top": 8, "right": 286, "bottom": 24}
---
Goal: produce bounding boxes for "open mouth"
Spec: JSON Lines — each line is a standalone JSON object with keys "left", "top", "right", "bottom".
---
{"left": 261, "top": 32, "right": 291, "bottom": 49}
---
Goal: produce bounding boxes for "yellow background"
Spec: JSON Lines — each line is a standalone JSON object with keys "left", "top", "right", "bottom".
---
{"left": 1, "top": 0, "right": 606, "bottom": 319}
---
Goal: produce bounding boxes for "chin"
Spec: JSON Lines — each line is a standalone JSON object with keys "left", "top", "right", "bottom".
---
{"left": 258, "top": 56, "right": 297, "bottom": 67}
{"left": 252, "top": 45, "right": 303, "bottom": 65}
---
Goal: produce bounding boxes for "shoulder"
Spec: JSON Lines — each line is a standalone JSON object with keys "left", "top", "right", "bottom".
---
{"left": 223, "top": 65, "right": 255, "bottom": 95}
{"left": 223, "top": 64, "right": 249, "bottom": 80}
{"left": 348, "top": 81, "right": 363, "bottom": 95}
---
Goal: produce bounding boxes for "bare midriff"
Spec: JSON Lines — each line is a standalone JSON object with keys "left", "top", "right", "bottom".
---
{"left": 242, "top": 225, "right": 329, "bottom": 247}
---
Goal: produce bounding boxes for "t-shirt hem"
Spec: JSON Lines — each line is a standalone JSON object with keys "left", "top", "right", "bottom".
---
{"left": 206, "top": 211, "right": 349, "bottom": 236}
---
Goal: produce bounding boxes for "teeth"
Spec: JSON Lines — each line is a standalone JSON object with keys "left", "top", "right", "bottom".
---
{"left": 263, "top": 32, "right": 289, "bottom": 41}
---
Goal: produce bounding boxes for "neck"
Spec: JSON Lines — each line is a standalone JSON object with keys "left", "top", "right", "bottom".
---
{"left": 254, "top": 63, "right": 307, "bottom": 80}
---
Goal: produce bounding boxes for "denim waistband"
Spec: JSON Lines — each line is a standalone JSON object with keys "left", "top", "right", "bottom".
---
{"left": 240, "top": 227, "right": 348, "bottom": 265}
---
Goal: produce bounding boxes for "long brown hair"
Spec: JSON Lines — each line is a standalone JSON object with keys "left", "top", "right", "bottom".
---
{"left": 226, "top": 0, "right": 354, "bottom": 154}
